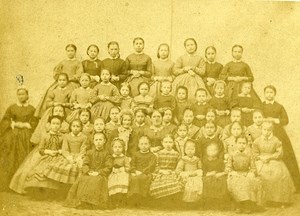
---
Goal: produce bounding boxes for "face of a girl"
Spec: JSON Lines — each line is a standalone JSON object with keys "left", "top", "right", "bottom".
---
{"left": 135, "top": 111, "right": 145, "bottom": 124}
{"left": 53, "top": 106, "right": 64, "bottom": 117}
{"left": 87, "top": 46, "right": 98, "bottom": 59}
{"left": 94, "top": 119, "right": 105, "bottom": 132}
{"left": 185, "top": 40, "right": 196, "bottom": 54}
{"left": 133, "top": 39, "right": 144, "bottom": 53}
{"left": 50, "top": 118, "right": 62, "bottom": 132}
{"left": 80, "top": 76, "right": 90, "bottom": 88}
{"left": 163, "top": 110, "right": 172, "bottom": 123}
{"left": 139, "top": 84, "right": 149, "bottom": 96}
{"left": 66, "top": 46, "right": 76, "bottom": 59}
{"left": 17, "top": 89, "right": 29, "bottom": 103}
{"left": 177, "top": 126, "right": 188, "bottom": 138}
{"left": 161, "top": 83, "right": 171, "bottom": 95}
{"left": 138, "top": 137, "right": 150, "bottom": 152}
{"left": 58, "top": 75, "right": 68, "bottom": 88}
{"left": 231, "top": 123, "right": 242, "bottom": 137}
{"left": 253, "top": 112, "right": 263, "bottom": 126}
{"left": 237, "top": 138, "right": 247, "bottom": 152}
{"left": 231, "top": 111, "right": 241, "bottom": 122}
{"left": 71, "top": 121, "right": 82, "bottom": 135}
{"left": 205, "top": 123, "right": 216, "bottom": 136}
{"left": 206, "top": 111, "right": 216, "bottom": 121}
{"left": 122, "top": 115, "right": 132, "bottom": 129}
{"left": 79, "top": 111, "right": 90, "bottom": 124}
{"left": 262, "top": 123, "right": 273, "bottom": 137}
{"left": 94, "top": 133, "right": 106, "bottom": 150}
{"left": 162, "top": 136, "right": 174, "bottom": 150}
{"left": 101, "top": 70, "right": 111, "bottom": 82}
{"left": 241, "top": 83, "right": 251, "bottom": 95}
{"left": 206, "top": 48, "right": 216, "bottom": 62}
{"left": 206, "top": 144, "right": 218, "bottom": 157}
{"left": 177, "top": 88, "right": 187, "bottom": 100}
{"left": 110, "top": 108, "right": 120, "bottom": 123}
{"left": 158, "top": 45, "right": 169, "bottom": 59}
{"left": 151, "top": 112, "right": 162, "bottom": 126}
{"left": 112, "top": 141, "right": 123, "bottom": 155}
{"left": 214, "top": 83, "right": 225, "bottom": 96}
{"left": 264, "top": 88, "right": 275, "bottom": 101}
{"left": 232, "top": 47, "right": 243, "bottom": 60}
{"left": 195, "top": 90, "right": 207, "bottom": 103}
{"left": 185, "top": 143, "right": 195, "bottom": 157}
{"left": 108, "top": 44, "right": 119, "bottom": 58}
{"left": 120, "top": 86, "right": 130, "bottom": 97}
{"left": 183, "top": 111, "right": 194, "bottom": 124}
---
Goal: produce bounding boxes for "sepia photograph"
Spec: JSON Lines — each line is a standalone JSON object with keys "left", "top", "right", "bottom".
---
{"left": 0, "top": 0, "right": 300, "bottom": 215}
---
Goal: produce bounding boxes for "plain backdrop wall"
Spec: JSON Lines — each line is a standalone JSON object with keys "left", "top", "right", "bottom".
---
{"left": 0, "top": 0, "right": 299, "bottom": 163}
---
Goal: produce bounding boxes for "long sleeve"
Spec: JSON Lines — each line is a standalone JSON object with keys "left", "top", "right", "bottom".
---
{"left": 252, "top": 139, "right": 260, "bottom": 160}
{"left": 144, "top": 57, "right": 152, "bottom": 78}
{"left": 74, "top": 62, "right": 84, "bottom": 80}
{"left": 147, "top": 154, "right": 157, "bottom": 174}
{"left": 46, "top": 91, "right": 55, "bottom": 108}
{"left": 118, "top": 61, "right": 128, "bottom": 82}
{"left": 194, "top": 57, "right": 206, "bottom": 76}
{"left": 225, "top": 155, "right": 233, "bottom": 173}
{"left": 82, "top": 152, "right": 91, "bottom": 174}
{"left": 0, "top": 106, "right": 13, "bottom": 136}
{"left": 124, "top": 157, "right": 131, "bottom": 172}
{"left": 130, "top": 154, "right": 137, "bottom": 173}
{"left": 268, "top": 139, "right": 283, "bottom": 160}
{"left": 279, "top": 104, "right": 289, "bottom": 126}
{"left": 90, "top": 87, "right": 100, "bottom": 104}
{"left": 173, "top": 56, "right": 184, "bottom": 76}
{"left": 38, "top": 134, "right": 47, "bottom": 155}
{"left": 245, "top": 63, "right": 254, "bottom": 82}
{"left": 175, "top": 159, "right": 185, "bottom": 174}
{"left": 53, "top": 62, "right": 63, "bottom": 80}
{"left": 61, "top": 135, "right": 70, "bottom": 158}
{"left": 107, "top": 85, "right": 121, "bottom": 104}
{"left": 219, "top": 63, "right": 229, "bottom": 81}
{"left": 98, "top": 153, "right": 113, "bottom": 176}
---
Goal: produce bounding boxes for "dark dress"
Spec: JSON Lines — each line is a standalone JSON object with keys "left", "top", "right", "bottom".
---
{"left": 191, "top": 102, "right": 212, "bottom": 127}
{"left": 65, "top": 147, "right": 113, "bottom": 208}
{"left": 204, "top": 62, "right": 223, "bottom": 94}
{"left": 82, "top": 59, "right": 102, "bottom": 88}
{"left": 128, "top": 151, "right": 156, "bottom": 197}
{"left": 208, "top": 95, "right": 231, "bottom": 127}
{"left": 262, "top": 101, "right": 300, "bottom": 191}
{"left": 0, "top": 103, "right": 37, "bottom": 191}
{"left": 102, "top": 57, "right": 127, "bottom": 89}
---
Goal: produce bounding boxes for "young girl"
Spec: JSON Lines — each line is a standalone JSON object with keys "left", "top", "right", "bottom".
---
{"left": 247, "top": 110, "right": 264, "bottom": 141}
{"left": 149, "top": 43, "right": 174, "bottom": 97}
{"left": 221, "top": 108, "right": 244, "bottom": 141}
{"left": 105, "top": 106, "right": 121, "bottom": 136}
{"left": 132, "top": 108, "right": 149, "bottom": 137}
{"left": 153, "top": 80, "right": 176, "bottom": 112}
{"left": 79, "top": 109, "right": 93, "bottom": 136}
{"left": 43, "top": 119, "right": 87, "bottom": 184}
{"left": 253, "top": 121, "right": 295, "bottom": 205}
{"left": 35, "top": 44, "right": 83, "bottom": 118}
{"left": 66, "top": 73, "right": 93, "bottom": 123}
{"left": 227, "top": 135, "right": 264, "bottom": 214}
{"left": 174, "top": 86, "right": 191, "bottom": 124}
{"left": 196, "top": 121, "right": 223, "bottom": 159}
{"left": 208, "top": 80, "right": 231, "bottom": 127}
{"left": 22, "top": 116, "right": 64, "bottom": 193}
{"left": 172, "top": 38, "right": 209, "bottom": 101}
{"left": 231, "top": 81, "right": 261, "bottom": 126}
{"left": 120, "top": 83, "right": 133, "bottom": 110}
{"left": 40, "top": 73, "right": 72, "bottom": 128}
{"left": 182, "top": 108, "right": 200, "bottom": 139}
{"left": 87, "top": 117, "right": 106, "bottom": 150}
{"left": 219, "top": 44, "right": 260, "bottom": 101}
{"left": 191, "top": 88, "right": 211, "bottom": 128}
{"left": 223, "top": 121, "right": 244, "bottom": 157}
{"left": 175, "top": 124, "right": 189, "bottom": 158}
{"left": 176, "top": 140, "right": 203, "bottom": 203}
{"left": 31, "top": 104, "right": 69, "bottom": 145}
{"left": 90, "top": 69, "right": 121, "bottom": 121}
{"left": 131, "top": 82, "right": 154, "bottom": 115}
{"left": 149, "top": 135, "right": 182, "bottom": 200}
{"left": 9, "top": 116, "right": 62, "bottom": 194}
{"left": 107, "top": 110, "right": 139, "bottom": 157}
{"left": 162, "top": 108, "right": 177, "bottom": 135}
{"left": 202, "top": 142, "right": 229, "bottom": 209}
{"left": 126, "top": 37, "right": 152, "bottom": 96}
{"left": 102, "top": 41, "right": 127, "bottom": 89}
{"left": 198, "top": 109, "right": 223, "bottom": 139}
{"left": 82, "top": 44, "right": 102, "bottom": 88}
{"left": 108, "top": 138, "right": 131, "bottom": 208}
{"left": 65, "top": 132, "right": 113, "bottom": 209}
{"left": 204, "top": 46, "right": 223, "bottom": 95}
{"left": 262, "top": 85, "right": 300, "bottom": 191}
{"left": 128, "top": 136, "right": 156, "bottom": 206}
{"left": 0, "top": 86, "right": 37, "bottom": 191}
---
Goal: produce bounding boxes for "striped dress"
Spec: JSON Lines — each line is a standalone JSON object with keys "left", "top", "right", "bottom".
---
{"left": 150, "top": 149, "right": 182, "bottom": 199}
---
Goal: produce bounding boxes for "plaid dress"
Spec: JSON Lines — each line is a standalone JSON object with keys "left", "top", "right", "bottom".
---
{"left": 150, "top": 149, "right": 182, "bottom": 199}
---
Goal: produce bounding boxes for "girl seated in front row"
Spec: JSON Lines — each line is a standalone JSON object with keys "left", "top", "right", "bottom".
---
{"left": 128, "top": 136, "right": 157, "bottom": 207}
{"left": 65, "top": 132, "right": 113, "bottom": 209}
{"left": 176, "top": 140, "right": 203, "bottom": 205}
